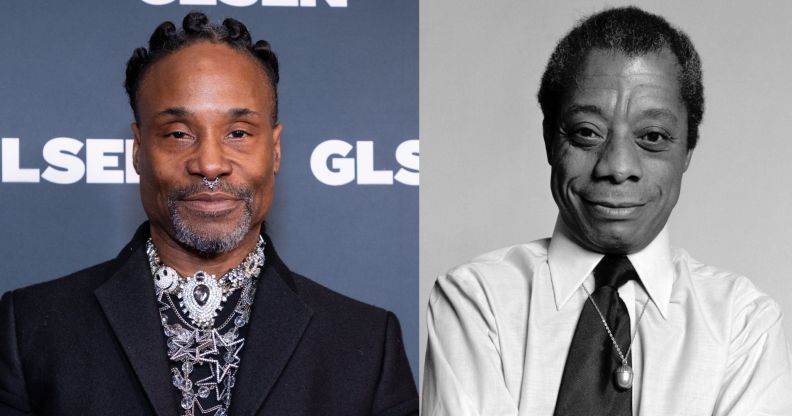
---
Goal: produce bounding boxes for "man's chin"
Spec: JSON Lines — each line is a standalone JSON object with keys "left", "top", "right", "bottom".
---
{"left": 171, "top": 220, "right": 252, "bottom": 254}
{"left": 582, "top": 224, "right": 653, "bottom": 254}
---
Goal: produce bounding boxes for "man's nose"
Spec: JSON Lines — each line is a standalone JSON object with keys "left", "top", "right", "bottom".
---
{"left": 593, "top": 129, "right": 642, "bottom": 183}
{"left": 187, "top": 136, "right": 232, "bottom": 181}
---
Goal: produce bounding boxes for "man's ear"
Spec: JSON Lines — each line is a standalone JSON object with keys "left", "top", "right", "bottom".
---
{"left": 543, "top": 119, "right": 555, "bottom": 165}
{"left": 683, "top": 147, "right": 693, "bottom": 172}
{"left": 272, "top": 123, "right": 283, "bottom": 174}
{"left": 131, "top": 122, "right": 141, "bottom": 174}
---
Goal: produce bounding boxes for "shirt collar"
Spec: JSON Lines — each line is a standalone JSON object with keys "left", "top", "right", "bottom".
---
{"left": 547, "top": 217, "right": 674, "bottom": 319}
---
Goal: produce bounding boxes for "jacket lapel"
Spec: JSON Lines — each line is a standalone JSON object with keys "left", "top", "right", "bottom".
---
{"left": 94, "top": 236, "right": 178, "bottom": 416}
{"left": 230, "top": 240, "right": 314, "bottom": 416}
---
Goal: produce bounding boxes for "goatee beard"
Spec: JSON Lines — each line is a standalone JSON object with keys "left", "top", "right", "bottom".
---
{"left": 166, "top": 182, "right": 254, "bottom": 254}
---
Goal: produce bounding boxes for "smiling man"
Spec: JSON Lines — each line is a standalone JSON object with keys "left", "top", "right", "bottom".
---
{"left": 423, "top": 7, "right": 792, "bottom": 416}
{"left": 0, "top": 12, "right": 417, "bottom": 416}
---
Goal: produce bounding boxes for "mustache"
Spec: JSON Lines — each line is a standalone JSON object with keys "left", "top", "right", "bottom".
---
{"left": 168, "top": 181, "right": 253, "bottom": 202}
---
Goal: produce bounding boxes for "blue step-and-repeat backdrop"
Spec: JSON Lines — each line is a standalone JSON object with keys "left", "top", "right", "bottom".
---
{"left": 0, "top": 0, "right": 418, "bottom": 380}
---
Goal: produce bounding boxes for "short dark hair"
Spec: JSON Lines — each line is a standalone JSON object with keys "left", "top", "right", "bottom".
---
{"left": 124, "top": 11, "right": 279, "bottom": 125}
{"left": 538, "top": 6, "right": 704, "bottom": 149}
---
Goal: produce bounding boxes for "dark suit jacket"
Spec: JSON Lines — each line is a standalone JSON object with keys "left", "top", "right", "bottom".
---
{"left": 0, "top": 225, "right": 418, "bottom": 415}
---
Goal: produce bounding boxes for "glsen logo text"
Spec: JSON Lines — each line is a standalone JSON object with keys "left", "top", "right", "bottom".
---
{"left": 142, "top": 0, "right": 347, "bottom": 7}
{"left": 0, "top": 138, "right": 137, "bottom": 184}
{"left": 310, "top": 139, "right": 418, "bottom": 186}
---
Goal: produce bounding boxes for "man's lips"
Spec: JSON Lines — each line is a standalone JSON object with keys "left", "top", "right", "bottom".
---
{"left": 584, "top": 199, "right": 645, "bottom": 208}
{"left": 581, "top": 197, "right": 645, "bottom": 218}
{"left": 179, "top": 192, "right": 241, "bottom": 212}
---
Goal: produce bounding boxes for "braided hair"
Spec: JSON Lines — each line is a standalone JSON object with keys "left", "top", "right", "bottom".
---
{"left": 124, "top": 11, "right": 279, "bottom": 125}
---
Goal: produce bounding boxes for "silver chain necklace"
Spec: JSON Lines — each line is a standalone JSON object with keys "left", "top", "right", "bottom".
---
{"left": 146, "top": 238, "right": 264, "bottom": 328}
{"left": 146, "top": 238, "right": 265, "bottom": 416}
{"left": 581, "top": 284, "right": 650, "bottom": 390}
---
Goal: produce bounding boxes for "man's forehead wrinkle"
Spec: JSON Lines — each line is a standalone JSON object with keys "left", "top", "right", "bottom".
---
{"left": 156, "top": 107, "right": 191, "bottom": 118}
{"left": 571, "top": 74, "right": 681, "bottom": 121}
{"left": 151, "top": 106, "right": 264, "bottom": 121}
{"left": 623, "top": 57, "right": 661, "bottom": 77}
{"left": 623, "top": 84, "right": 684, "bottom": 123}
{"left": 568, "top": 89, "right": 681, "bottom": 127}
{"left": 564, "top": 104, "right": 605, "bottom": 118}
{"left": 581, "top": 49, "right": 680, "bottom": 78}
{"left": 640, "top": 108, "right": 679, "bottom": 124}
{"left": 566, "top": 86, "right": 619, "bottom": 119}
{"left": 609, "top": 88, "right": 681, "bottom": 125}
{"left": 229, "top": 108, "right": 260, "bottom": 118}
{"left": 579, "top": 73, "right": 677, "bottom": 88}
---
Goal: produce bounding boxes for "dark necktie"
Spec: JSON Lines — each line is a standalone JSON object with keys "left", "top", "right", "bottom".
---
{"left": 554, "top": 255, "right": 636, "bottom": 416}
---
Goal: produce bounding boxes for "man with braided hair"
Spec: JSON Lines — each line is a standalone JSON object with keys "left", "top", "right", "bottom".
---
{"left": 0, "top": 12, "right": 418, "bottom": 416}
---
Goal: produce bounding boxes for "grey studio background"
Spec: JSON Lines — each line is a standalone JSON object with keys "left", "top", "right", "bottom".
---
{"left": 420, "top": 0, "right": 792, "bottom": 383}
{"left": 0, "top": 1, "right": 418, "bottom": 381}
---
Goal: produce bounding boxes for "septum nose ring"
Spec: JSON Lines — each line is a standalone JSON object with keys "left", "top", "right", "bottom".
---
{"left": 202, "top": 177, "right": 220, "bottom": 190}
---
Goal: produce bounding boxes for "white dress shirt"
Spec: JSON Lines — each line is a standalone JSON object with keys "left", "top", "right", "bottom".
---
{"left": 423, "top": 220, "right": 792, "bottom": 415}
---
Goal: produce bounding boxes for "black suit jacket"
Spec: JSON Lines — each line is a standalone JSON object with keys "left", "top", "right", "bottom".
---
{"left": 0, "top": 225, "right": 418, "bottom": 415}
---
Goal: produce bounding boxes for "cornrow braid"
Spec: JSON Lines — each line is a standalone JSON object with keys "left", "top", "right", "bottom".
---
{"left": 124, "top": 11, "right": 279, "bottom": 125}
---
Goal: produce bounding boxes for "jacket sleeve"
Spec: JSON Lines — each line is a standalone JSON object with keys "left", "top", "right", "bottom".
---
{"left": 0, "top": 291, "right": 34, "bottom": 415}
{"left": 370, "top": 311, "right": 418, "bottom": 416}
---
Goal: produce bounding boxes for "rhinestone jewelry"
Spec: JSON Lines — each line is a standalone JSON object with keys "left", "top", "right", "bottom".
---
{"left": 202, "top": 176, "right": 220, "bottom": 190}
{"left": 147, "top": 238, "right": 265, "bottom": 416}
{"left": 146, "top": 237, "right": 264, "bottom": 328}
{"left": 581, "top": 285, "right": 650, "bottom": 390}
{"left": 177, "top": 272, "right": 223, "bottom": 327}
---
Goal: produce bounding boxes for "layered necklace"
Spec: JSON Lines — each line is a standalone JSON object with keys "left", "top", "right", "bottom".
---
{"left": 146, "top": 238, "right": 265, "bottom": 416}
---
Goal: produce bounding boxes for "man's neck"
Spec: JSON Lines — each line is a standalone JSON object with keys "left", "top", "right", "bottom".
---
{"left": 149, "top": 226, "right": 261, "bottom": 278}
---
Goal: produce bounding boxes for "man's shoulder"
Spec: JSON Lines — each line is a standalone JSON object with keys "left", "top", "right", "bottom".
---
{"left": 448, "top": 238, "right": 548, "bottom": 275}
{"left": 8, "top": 223, "right": 147, "bottom": 310}
{"left": 1, "top": 257, "right": 126, "bottom": 343}
{"left": 431, "top": 239, "right": 550, "bottom": 301}
{"left": 289, "top": 271, "right": 394, "bottom": 326}
{"left": 470, "top": 239, "right": 550, "bottom": 264}
{"left": 278, "top": 271, "right": 417, "bottom": 411}
{"left": 7, "top": 257, "right": 122, "bottom": 312}
{"left": 674, "top": 248, "right": 782, "bottom": 325}
{"left": 675, "top": 248, "right": 769, "bottom": 297}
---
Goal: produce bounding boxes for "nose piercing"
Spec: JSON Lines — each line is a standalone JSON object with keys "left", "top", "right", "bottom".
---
{"left": 202, "top": 177, "right": 220, "bottom": 190}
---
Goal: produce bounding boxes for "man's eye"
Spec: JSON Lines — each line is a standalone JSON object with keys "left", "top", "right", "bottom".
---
{"left": 567, "top": 127, "right": 604, "bottom": 146}
{"left": 576, "top": 128, "right": 599, "bottom": 138}
{"left": 637, "top": 130, "right": 674, "bottom": 151}
{"left": 229, "top": 130, "right": 249, "bottom": 139}
{"left": 642, "top": 131, "right": 668, "bottom": 143}
{"left": 167, "top": 131, "right": 189, "bottom": 139}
